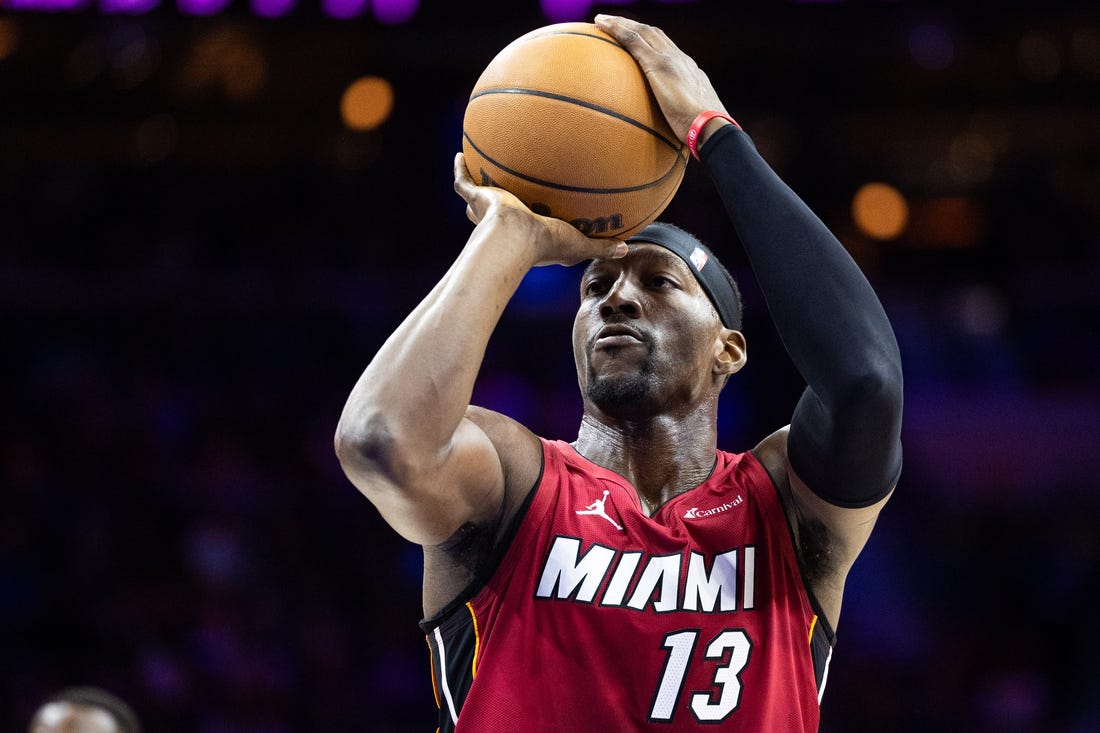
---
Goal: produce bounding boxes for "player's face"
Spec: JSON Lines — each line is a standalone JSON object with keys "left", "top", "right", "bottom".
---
{"left": 572, "top": 244, "right": 726, "bottom": 419}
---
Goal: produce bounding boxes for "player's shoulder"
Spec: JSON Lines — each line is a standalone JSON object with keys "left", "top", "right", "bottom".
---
{"left": 750, "top": 425, "right": 793, "bottom": 494}
{"left": 464, "top": 405, "right": 545, "bottom": 504}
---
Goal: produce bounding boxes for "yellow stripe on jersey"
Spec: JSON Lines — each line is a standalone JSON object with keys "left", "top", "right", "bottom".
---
{"left": 466, "top": 601, "right": 482, "bottom": 678}
{"left": 426, "top": 636, "right": 441, "bottom": 709}
{"left": 808, "top": 614, "right": 818, "bottom": 645}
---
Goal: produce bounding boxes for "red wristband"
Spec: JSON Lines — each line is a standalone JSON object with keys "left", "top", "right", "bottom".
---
{"left": 686, "top": 110, "right": 740, "bottom": 161}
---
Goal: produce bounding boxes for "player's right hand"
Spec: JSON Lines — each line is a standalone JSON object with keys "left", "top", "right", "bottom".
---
{"left": 453, "top": 152, "right": 627, "bottom": 267}
{"left": 594, "top": 15, "right": 729, "bottom": 144}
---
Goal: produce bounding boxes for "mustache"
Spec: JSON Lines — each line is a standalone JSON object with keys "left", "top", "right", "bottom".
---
{"left": 588, "top": 317, "right": 652, "bottom": 349}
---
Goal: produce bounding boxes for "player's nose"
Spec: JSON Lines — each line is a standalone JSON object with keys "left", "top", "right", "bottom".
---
{"left": 599, "top": 274, "right": 642, "bottom": 319}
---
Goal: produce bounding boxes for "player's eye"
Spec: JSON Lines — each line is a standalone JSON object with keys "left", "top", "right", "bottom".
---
{"left": 584, "top": 279, "right": 607, "bottom": 296}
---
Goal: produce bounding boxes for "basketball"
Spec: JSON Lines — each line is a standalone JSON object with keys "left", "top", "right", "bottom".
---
{"left": 462, "top": 22, "right": 688, "bottom": 239}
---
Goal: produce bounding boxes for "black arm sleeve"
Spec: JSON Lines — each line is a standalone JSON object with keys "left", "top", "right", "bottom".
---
{"left": 701, "top": 124, "right": 903, "bottom": 507}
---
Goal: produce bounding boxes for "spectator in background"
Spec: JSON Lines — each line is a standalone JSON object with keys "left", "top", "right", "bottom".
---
{"left": 28, "top": 686, "right": 141, "bottom": 733}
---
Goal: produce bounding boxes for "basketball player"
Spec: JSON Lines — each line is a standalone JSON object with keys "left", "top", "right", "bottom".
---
{"left": 335, "top": 15, "right": 902, "bottom": 732}
{"left": 28, "top": 687, "right": 142, "bottom": 733}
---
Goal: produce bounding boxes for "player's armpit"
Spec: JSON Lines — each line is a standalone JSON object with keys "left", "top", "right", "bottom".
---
{"left": 754, "top": 426, "right": 893, "bottom": 630}
{"left": 786, "top": 461, "right": 894, "bottom": 566}
{"left": 786, "top": 459, "right": 893, "bottom": 629}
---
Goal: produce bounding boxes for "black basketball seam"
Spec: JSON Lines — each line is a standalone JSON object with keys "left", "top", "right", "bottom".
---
{"left": 462, "top": 131, "right": 686, "bottom": 195}
{"left": 618, "top": 150, "right": 688, "bottom": 235}
{"left": 526, "top": 31, "right": 625, "bottom": 51}
{"left": 468, "top": 88, "right": 681, "bottom": 153}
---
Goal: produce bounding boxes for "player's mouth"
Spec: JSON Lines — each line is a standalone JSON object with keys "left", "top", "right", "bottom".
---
{"left": 593, "top": 324, "right": 646, "bottom": 350}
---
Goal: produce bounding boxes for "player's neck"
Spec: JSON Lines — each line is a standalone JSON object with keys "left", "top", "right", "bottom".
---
{"left": 573, "top": 412, "right": 718, "bottom": 516}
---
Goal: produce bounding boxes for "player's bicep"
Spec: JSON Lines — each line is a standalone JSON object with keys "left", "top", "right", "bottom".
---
{"left": 788, "top": 384, "right": 902, "bottom": 509}
{"left": 344, "top": 416, "right": 509, "bottom": 547}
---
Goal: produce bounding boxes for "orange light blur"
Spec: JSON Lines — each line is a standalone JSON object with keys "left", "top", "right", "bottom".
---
{"left": 0, "top": 18, "right": 21, "bottom": 63}
{"left": 1017, "top": 31, "right": 1062, "bottom": 82}
{"left": 179, "top": 27, "right": 268, "bottom": 102}
{"left": 852, "top": 182, "right": 909, "bottom": 240}
{"left": 340, "top": 76, "right": 394, "bottom": 131}
{"left": 909, "top": 197, "right": 985, "bottom": 249}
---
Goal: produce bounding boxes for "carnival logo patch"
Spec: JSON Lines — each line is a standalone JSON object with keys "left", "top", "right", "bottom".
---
{"left": 683, "top": 494, "right": 743, "bottom": 519}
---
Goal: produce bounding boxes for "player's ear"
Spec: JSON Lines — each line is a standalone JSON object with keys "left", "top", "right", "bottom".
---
{"left": 713, "top": 329, "right": 746, "bottom": 377}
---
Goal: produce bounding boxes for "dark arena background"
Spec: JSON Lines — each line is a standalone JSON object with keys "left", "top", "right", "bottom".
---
{"left": 2, "top": 0, "right": 1099, "bottom": 730}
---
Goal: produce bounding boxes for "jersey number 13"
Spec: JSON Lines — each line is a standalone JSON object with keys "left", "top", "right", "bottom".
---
{"left": 649, "top": 628, "right": 752, "bottom": 723}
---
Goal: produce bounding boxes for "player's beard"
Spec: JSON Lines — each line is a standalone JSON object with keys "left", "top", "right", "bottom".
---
{"left": 585, "top": 350, "right": 658, "bottom": 416}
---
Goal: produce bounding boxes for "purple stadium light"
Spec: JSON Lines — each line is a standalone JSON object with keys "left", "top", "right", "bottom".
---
{"left": 540, "top": 0, "right": 637, "bottom": 23}
{"left": 373, "top": 0, "right": 417, "bottom": 24}
{"left": 321, "top": 0, "right": 368, "bottom": 19}
{"left": 250, "top": 0, "right": 296, "bottom": 18}
{"left": 100, "top": 0, "right": 160, "bottom": 13}
{"left": 540, "top": 0, "right": 591, "bottom": 23}
{"left": 4, "top": 0, "right": 89, "bottom": 11}
{"left": 177, "top": 0, "right": 231, "bottom": 15}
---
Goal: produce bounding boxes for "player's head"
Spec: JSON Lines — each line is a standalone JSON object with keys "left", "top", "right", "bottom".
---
{"left": 28, "top": 687, "right": 142, "bottom": 733}
{"left": 572, "top": 222, "right": 746, "bottom": 419}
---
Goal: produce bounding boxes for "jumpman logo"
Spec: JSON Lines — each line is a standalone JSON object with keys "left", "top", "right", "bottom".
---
{"left": 576, "top": 490, "right": 623, "bottom": 530}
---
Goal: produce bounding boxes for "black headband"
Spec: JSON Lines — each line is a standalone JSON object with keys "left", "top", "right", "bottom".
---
{"left": 626, "top": 222, "right": 741, "bottom": 329}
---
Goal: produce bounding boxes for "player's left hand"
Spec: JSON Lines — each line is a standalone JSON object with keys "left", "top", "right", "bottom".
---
{"left": 594, "top": 14, "right": 729, "bottom": 143}
{"left": 453, "top": 153, "right": 627, "bottom": 267}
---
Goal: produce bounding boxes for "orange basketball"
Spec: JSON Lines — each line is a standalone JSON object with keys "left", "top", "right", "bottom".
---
{"left": 462, "top": 22, "right": 688, "bottom": 239}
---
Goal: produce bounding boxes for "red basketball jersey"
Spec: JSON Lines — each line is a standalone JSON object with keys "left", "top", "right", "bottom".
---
{"left": 423, "top": 439, "right": 834, "bottom": 732}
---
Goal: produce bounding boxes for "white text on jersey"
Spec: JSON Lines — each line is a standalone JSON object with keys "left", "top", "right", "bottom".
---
{"left": 535, "top": 536, "right": 757, "bottom": 613}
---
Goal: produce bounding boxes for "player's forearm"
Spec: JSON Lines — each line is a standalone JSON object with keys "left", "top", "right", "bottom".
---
{"left": 701, "top": 125, "right": 900, "bottom": 384}
{"left": 335, "top": 212, "right": 537, "bottom": 481}
{"left": 701, "top": 124, "right": 903, "bottom": 502}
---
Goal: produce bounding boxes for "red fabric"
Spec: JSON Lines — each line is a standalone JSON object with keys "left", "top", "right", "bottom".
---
{"left": 448, "top": 438, "right": 822, "bottom": 732}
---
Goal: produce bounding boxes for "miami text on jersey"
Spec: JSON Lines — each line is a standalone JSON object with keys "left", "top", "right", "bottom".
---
{"left": 534, "top": 536, "right": 757, "bottom": 613}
